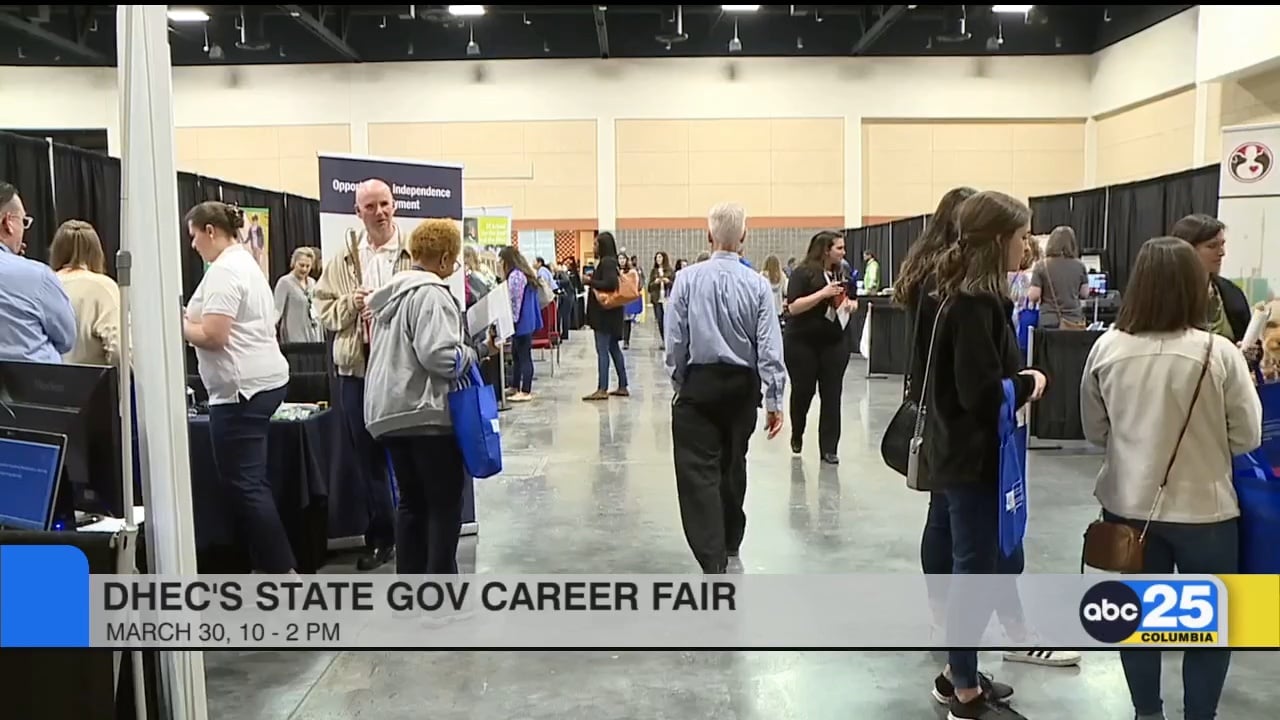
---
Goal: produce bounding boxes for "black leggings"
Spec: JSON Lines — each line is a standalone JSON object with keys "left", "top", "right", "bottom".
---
{"left": 784, "top": 338, "right": 849, "bottom": 454}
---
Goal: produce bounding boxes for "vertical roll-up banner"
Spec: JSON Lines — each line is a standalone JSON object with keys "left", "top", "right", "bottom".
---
{"left": 1219, "top": 123, "right": 1280, "bottom": 305}
{"left": 318, "top": 153, "right": 466, "bottom": 305}
{"left": 318, "top": 153, "right": 479, "bottom": 534}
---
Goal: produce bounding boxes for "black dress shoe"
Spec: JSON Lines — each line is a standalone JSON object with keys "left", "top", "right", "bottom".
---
{"left": 790, "top": 437, "right": 802, "bottom": 454}
{"left": 820, "top": 453, "right": 839, "bottom": 465}
{"left": 356, "top": 545, "right": 395, "bottom": 571}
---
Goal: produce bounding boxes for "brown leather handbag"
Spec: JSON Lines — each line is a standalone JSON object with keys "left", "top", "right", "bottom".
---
{"left": 1081, "top": 333, "right": 1214, "bottom": 572}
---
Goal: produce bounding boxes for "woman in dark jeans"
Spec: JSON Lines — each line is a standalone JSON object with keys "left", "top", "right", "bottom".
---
{"left": 783, "top": 231, "right": 856, "bottom": 465}
{"left": 583, "top": 232, "right": 629, "bottom": 400}
{"left": 1082, "top": 237, "right": 1260, "bottom": 720}
{"left": 499, "top": 246, "right": 543, "bottom": 402}
{"left": 908, "top": 191, "right": 1046, "bottom": 720}
{"left": 182, "top": 201, "right": 294, "bottom": 574}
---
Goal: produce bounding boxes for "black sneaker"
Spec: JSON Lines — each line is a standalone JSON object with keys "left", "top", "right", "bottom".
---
{"left": 356, "top": 545, "right": 395, "bottom": 571}
{"left": 933, "top": 672, "right": 1014, "bottom": 705}
{"left": 948, "top": 693, "right": 1026, "bottom": 720}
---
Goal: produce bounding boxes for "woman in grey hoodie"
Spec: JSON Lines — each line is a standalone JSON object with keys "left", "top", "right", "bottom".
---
{"left": 363, "top": 218, "right": 496, "bottom": 574}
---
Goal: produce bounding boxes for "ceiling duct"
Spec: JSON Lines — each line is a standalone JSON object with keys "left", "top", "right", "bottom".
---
{"left": 936, "top": 6, "right": 970, "bottom": 43}
{"left": 236, "top": 10, "right": 272, "bottom": 51}
{"left": 655, "top": 5, "right": 688, "bottom": 45}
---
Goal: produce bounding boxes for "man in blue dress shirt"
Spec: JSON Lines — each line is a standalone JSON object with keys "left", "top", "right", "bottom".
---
{"left": 663, "top": 202, "right": 786, "bottom": 573}
{"left": 0, "top": 182, "right": 76, "bottom": 363}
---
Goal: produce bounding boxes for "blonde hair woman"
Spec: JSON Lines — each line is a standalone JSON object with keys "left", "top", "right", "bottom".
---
{"left": 761, "top": 254, "right": 787, "bottom": 319}
{"left": 50, "top": 219, "right": 120, "bottom": 365}
{"left": 273, "top": 247, "right": 322, "bottom": 344}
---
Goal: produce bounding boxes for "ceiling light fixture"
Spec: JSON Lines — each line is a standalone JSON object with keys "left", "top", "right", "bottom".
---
{"left": 729, "top": 18, "right": 742, "bottom": 52}
{"left": 167, "top": 8, "right": 210, "bottom": 23}
{"left": 466, "top": 23, "right": 480, "bottom": 56}
{"left": 449, "top": 5, "right": 486, "bottom": 16}
{"left": 992, "top": 4, "right": 1032, "bottom": 13}
{"left": 723, "top": 4, "right": 760, "bottom": 11}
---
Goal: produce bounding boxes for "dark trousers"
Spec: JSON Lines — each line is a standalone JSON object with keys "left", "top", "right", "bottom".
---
{"left": 384, "top": 434, "right": 466, "bottom": 574}
{"left": 671, "top": 364, "right": 759, "bottom": 572}
{"left": 941, "top": 483, "right": 1005, "bottom": 691}
{"left": 338, "top": 376, "right": 395, "bottom": 549}
{"left": 207, "top": 386, "right": 294, "bottom": 573}
{"left": 509, "top": 333, "right": 534, "bottom": 393}
{"left": 557, "top": 297, "right": 573, "bottom": 340}
{"left": 623, "top": 320, "right": 633, "bottom": 345}
{"left": 784, "top": 337, "right": 849, "bottom": 454}
{"left": 922, "top": 491, "right": 1027, "bottom": 632}
{"left": 594, "top": 330, "right": 628, "bottom": 391}
{"left": 652, "top": 302, "right": 666, "bottom": 340}
{"left": 1104, "top": 511, "right": 1237, "bottom": 720}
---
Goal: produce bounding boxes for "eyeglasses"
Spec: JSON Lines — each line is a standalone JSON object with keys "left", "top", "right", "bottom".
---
{"left": 3, "top": 212, "right": 33, "bottom": 230}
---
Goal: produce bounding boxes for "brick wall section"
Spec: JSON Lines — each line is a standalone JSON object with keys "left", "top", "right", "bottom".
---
{"left": 614, "top": 227, "right": 830, "bottom": 268}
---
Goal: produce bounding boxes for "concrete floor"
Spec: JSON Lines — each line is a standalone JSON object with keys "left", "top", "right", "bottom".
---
{"left": 205, "top": 323, "right": 1276, "bottom": 719}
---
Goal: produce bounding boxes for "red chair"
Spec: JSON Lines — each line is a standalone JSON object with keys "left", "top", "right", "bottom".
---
{"left": 531, "top": 299, "right": 560, "bottom": 374}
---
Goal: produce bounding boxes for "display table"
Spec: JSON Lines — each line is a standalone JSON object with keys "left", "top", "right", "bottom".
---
{"left": 1028, "top": 328, "right": 1105, "bottom": 441}
{"left": 187, "top": 410, "right": 335, "bottom": 572}
{"left": 866, "top": 302, "right": 912, "bottom": 375}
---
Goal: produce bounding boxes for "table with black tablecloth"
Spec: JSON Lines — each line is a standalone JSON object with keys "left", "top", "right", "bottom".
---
{"left": 187, "top": 410, "right": 336, "bottom": 572}
{"left": 1028, "top": 328, "right": 1104, "bottom": 440}
{"left": 846, "top": 295, "right": 911, "bottom": 375}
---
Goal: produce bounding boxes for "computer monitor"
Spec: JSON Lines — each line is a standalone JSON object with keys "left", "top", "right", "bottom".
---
{"left": 1087, "top": 273, "right": 1109, "bottom": 297}
{"left": 0, "top": 426, "right": 67, "bottom": 530}
{"left": 1081, "top": 254, "right": 1103, "bottom": 273}
{"left": 0, "top": 362, "right": 122, "bottom": 517}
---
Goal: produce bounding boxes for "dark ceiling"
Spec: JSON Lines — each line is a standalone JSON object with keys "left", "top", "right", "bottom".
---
{"left": 0, "top": 4, "right": 1193, "bottom": 67}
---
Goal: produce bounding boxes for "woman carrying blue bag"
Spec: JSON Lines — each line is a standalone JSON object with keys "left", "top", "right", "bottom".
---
{"left": 363, "top": 219, "right": 500, "bottom": 575}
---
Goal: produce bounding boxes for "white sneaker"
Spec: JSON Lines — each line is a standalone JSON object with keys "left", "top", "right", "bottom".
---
{"left": 1002, "top": 649, "right": 1081, "bottom": 667}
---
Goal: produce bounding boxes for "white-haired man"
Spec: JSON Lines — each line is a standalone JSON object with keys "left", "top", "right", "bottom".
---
{"left": 315, "top": 178, "right": 411, "bottom": 571}
{"left": 663, "top": 202, "right": 786, "bottom": 573}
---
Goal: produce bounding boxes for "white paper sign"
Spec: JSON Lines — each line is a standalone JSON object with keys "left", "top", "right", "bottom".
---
{"left": 467, "top": 281, "right": 514, "bottom": 342}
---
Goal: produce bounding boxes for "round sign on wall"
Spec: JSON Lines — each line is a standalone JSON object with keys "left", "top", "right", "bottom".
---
{"left": 1228, "top": 141, "right": 1274, "bottom": 183}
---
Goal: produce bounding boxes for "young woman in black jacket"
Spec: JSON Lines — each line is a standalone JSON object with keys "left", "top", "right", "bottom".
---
{"left": 909, "top": 191, "right": 1047, "bottom": 720}
{"left": 583, "top": 231, "right": 629, "bottom": 400}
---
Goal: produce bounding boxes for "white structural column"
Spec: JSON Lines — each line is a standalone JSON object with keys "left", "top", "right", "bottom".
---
{"left": 117, "top": 6, "right": 208, "bottom": 719}
{"left": 844, "top": 115, "right": 862, "bottom": 228}
{"left": 597, "top": 117, "right": 617, "bottom": 230}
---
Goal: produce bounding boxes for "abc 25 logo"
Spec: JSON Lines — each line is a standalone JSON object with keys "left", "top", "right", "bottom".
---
{"left": 1079, "top": 580, "right": 1222, "bottom": 645}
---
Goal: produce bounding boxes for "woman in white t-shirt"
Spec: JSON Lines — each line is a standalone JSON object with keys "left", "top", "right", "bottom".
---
{"left": 183, "top": 201, "right": 294, "bottom": 574}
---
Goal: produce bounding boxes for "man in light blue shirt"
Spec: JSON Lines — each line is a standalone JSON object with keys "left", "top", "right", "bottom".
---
{"left": 0, "top": 183, "right": 76, "bottom": 363}
{"left": 663, "top": 201, "right": 786, "bottom": 573}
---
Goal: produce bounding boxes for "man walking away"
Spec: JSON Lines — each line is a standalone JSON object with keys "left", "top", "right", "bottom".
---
{"left": 664, "top": 202, "right": 786, "bottom": 573}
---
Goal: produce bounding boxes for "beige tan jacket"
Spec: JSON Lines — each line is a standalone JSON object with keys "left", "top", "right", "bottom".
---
{"left": 313, "top": 241, "right": 412, "bottom": 376}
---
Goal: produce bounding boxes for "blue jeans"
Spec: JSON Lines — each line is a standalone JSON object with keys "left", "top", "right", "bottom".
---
{"left": 1104, "top": 511, "right": 1238, "bottom": 720}
{"left": 594, "top": 330, "right": 627, "bottom": 392}
{"left": 384, "top": 434, "right": 466, "bottom": 574}
{"left": 941, "top": 483, "right": 1006, "bottom": 691}
{"left": 510, "top": 333, "right": 534, "bottom": 393}
{"left": 339, "top": 376, "right": 395, "bottom": 548}
{"left": 207, "top": 386, "right": 294, "bottom": 573}
{"left": 922, "top": 491, "right": 1026, "bottom": 631}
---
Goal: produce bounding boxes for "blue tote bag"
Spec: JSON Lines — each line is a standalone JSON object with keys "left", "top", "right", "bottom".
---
{"left": 448, "top": 363, "right": 503, "bottom": 479}
{"left": 1015, "top": 307, "right": 1039, "bottom": 357}
{"left": 998, "top": 379, "right": 1029, "bottom": 557}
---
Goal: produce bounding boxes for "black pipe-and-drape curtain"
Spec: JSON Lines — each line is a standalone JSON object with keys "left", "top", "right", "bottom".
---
{"left": 0, "top": 131, "right": 56, "bottom": 263}
{"left": 215, "top": 180, "right": 287, "bottom": 282}
{"left": 52, "top": 144, "right": 122, "bottom": 276}
{"left": 843, "top": 227, "right": 866, "bottom": 272}
{"left": 1069, "top": 188, "right": 1107, "bottom": 252}
{"left": 1162, "top": 164, "right": 1220, "bottom": 231}
{"left": 177, "top": 172, "right": 208, "bottom": 301}
{"left": 281, "top": 193, "right": 321, "bottom": 273}
{"left": 888, "top": 215, "right": 926, "bottom": 286}
{"left": 862, "top": 223, "right": 891, "bottom": 283}
{"left": 1105, "top": 179, "right": 1166, "bottom": 293}
{"left": 1029, "top": 194, "right": 1072, "bottom": 236}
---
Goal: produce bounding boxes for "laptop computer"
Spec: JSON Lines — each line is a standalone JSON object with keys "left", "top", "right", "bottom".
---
{"left": 0, "top": 426, "right": 68, "bottom": 531}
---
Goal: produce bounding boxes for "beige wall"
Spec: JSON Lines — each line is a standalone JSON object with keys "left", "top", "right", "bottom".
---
{"left": 175, "top": 124, "right": 350, "bottom": 197}
{"left": 861, "top": 120, "right": 1085, "bottom": 218}
{"left": 615, "top": 118, "right": 843, "bottom": 221}
{"left": 1094, "top": 88, "right": 1196, "bottom": 185}
{"left": 1205, "top": 68, "right": 1280, "bottom": 163}
{"left": 368, "top": 120, "right": 597, "bottom": 221}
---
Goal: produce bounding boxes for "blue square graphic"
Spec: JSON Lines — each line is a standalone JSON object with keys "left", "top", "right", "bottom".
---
{"left": 0, "top": 545, "right": 91, "bottom": 647}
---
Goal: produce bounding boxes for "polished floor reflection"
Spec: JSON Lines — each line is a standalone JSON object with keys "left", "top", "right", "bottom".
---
{"left": 206, "top": 324, "right": 1278, "bottom": 718}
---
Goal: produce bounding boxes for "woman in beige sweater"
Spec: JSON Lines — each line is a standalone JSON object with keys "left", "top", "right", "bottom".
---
{"left": 1081, "top": 236, "right": 1261, "bottom": 720}
{"left": 50, "top": 220, "right": 120, "bottom": 366}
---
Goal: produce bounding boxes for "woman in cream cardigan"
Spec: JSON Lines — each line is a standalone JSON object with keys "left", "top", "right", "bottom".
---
{"left": 1081, "top": 236, "right": 1261, "bottom": 720}
{"left": 50, "top": 220, "right": 120, "bottom": 366}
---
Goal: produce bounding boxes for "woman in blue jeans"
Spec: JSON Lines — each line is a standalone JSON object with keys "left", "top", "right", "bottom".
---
{"left": 905, "top": 191, "right": 1046, "bottom": 720}
{"left": 583, "top": 231, "right": 629, "bottom": 401}
{"left": 183, "top": 201, "right": 294, "bottom": 574}
{"left": 499, "top": 246, "right": 543, "bottom": 403}
{"left": 1082, "top": 236, "right": 1261, "bottom": 720}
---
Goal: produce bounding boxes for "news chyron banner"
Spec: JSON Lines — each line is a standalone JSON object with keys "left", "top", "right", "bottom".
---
{"left": 3, "top": 548, "right": 1279, "bottom": 649}
{"left": 317, "top": 152, "right": 465, "bottom": 307}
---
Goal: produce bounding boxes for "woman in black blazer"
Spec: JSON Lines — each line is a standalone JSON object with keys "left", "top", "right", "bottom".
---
{"left": 1169, "top": 214, "right": 1250, "bottom": 341}
{"left": 583, "top": 231, "right": 629, "bottom": 401}
{"left": 907, "top": 191, "right": 1047, "bottom": 720}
